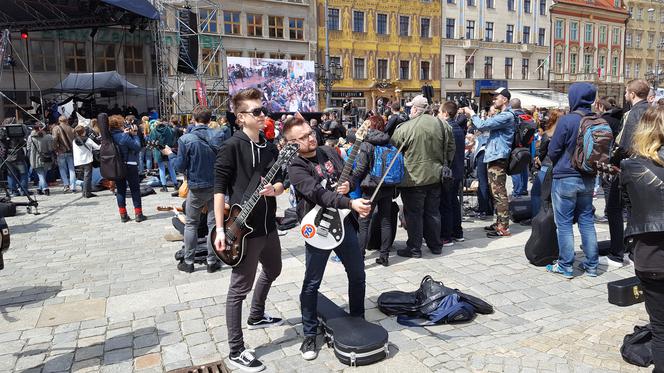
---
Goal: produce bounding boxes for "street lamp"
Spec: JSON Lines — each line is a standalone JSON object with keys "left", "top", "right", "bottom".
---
{"left": 315, "top": 61, "right": 343, "bottom": 107}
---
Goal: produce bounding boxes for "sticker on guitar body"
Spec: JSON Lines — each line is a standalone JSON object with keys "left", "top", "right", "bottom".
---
{"left": 301, "top": 224, "right": 316, "bottom": 239}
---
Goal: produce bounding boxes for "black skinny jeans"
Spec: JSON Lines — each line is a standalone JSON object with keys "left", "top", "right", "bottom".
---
{"left": 357, "top": 192, "right": 393, "bottom": 257}
{"left": 115, "top": 164, "right": 142, "bottom": 210}
{"left": 606, "top": 176, "right": 625, "bottom": 262}
{"left": 401, "top": 183, "right": 442, "bottom": 254}
{"left": 635, "top": 272, "right": 664, "bottom": 373}
{"left": 440, "top": 178, "right": 463, "bottom": 241}
{"left": 476, "top": 151, "right": 494, "bottom": 216}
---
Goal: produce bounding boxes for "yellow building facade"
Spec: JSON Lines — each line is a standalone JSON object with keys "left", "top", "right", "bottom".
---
{"left": 316, "top": 0, "right": 441, "bottom": 111}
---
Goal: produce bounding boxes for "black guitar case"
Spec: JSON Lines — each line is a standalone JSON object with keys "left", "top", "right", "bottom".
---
{"left": 317, "top": 293, "right": 389, "bottom": 366}
{"left": 608, "top": 277, "right": 644, "bottom": 307}
{"left": 366, "top": 201, "right": 399, "bottom": 251}
{"left": 524, "top": 168, "right": 558, "bottom": 266}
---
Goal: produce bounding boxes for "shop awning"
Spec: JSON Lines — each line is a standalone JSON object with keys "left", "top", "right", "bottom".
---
{"left": 511, "top": 90, "right": 569, "bottom": 109}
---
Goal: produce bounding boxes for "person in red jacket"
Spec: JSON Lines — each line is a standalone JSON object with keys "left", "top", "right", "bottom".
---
{"left": 263, "top": 117, "right": 275, "bottom": 141}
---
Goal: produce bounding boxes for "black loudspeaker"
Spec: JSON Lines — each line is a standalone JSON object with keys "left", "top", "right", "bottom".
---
{"left": 177, "top": 9, "right": 199, "bottom": 74}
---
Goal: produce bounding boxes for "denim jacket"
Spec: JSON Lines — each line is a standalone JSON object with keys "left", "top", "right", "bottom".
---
{"left": 111, "top": 130, "right": 141, "bottom": 164}
{"left": 170, "top": 125, "right": 226, "bottom": 189}
{"left": 470, "top": 110, "right": 515, "bottom": 163}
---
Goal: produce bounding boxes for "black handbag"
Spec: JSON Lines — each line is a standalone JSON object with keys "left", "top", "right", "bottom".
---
{"left": 620, "top": 324, "right": 653, "bottom": 367}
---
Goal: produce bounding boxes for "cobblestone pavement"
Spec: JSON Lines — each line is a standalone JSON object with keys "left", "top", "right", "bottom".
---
{"left": 0, "top": 189, "right": 651, "bottom": 373}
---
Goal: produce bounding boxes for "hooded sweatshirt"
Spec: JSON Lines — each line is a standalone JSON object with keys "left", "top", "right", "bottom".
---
{"left": 547, "top": 82, "right": 596, "bottom": 180}
{"left": 149, "top": 124, "right": 175, "bottom": 161}
{"left": 214, "top": 130, "right": 282, "bottom": 238}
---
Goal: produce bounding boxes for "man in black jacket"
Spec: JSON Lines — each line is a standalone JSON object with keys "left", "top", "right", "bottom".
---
{"left": 214, "top": 88, "right": 284, "bottom": 372}
{"left": 283, "top": 117, "right": 371, "bottom": 361}
{"left": 603, "top": 79, "right": 651, "bottom": 268}
{"left": 384, "top": 102, "right": 408, "bottom": 137}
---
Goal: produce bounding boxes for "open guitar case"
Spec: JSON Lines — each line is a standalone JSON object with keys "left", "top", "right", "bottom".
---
{"left": 317, "top": 293, "right": 389, "bottom": 367}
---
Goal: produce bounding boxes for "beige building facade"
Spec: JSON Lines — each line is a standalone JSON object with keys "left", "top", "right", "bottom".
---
{"left": 624, "top": 0, "right": 664, "bottom": 83}
{"left": 441, "top": 0, "right": 550, "bottom": 109}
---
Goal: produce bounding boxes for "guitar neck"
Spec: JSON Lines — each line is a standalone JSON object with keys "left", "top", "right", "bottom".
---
{"left": 236, "top": 159, "right": 282, "bottom": 223}
{"left": 338, "top": 141, "right": 362, "bottom": 185}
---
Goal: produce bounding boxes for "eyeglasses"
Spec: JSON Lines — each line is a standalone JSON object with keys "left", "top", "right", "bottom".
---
{"left": 240, "top": 107, "right": 269, "bottom": 117}
{"left": 288, "top": 131, "right": 315, "bottom": 143}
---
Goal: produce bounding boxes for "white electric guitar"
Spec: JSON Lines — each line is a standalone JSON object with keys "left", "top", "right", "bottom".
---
{"left": 299, "top": 122, "right": 369, "bottom": 250}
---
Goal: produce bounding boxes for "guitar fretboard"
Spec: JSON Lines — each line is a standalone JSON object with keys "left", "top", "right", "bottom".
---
{"left": 338, "top": 141, "right": 361, "bottom": 185}
{"left": 236, "top": 161, "right": 281, "bottom": 225}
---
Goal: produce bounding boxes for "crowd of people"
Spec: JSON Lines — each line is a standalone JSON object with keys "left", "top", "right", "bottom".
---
{"left": 1, "top": 78, "right": 662, "bottom": 372}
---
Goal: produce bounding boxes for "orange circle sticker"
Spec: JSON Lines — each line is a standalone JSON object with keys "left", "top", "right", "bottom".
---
{"left": 301, "top": 224, "right": 316, "bottom": 238}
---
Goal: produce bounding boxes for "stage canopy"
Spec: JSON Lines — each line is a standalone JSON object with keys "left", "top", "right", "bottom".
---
{"left": 47, "top": 71, "right": 149, "bottom": 95}
{"left": 0, "top": 0, "right": 159, "bottom": 32}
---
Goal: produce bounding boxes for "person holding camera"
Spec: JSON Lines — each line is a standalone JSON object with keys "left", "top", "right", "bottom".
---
{"left": 109, "top": 115, "right": 145, "bottom": 223}
{"left": 27, "top": 123, "right": 54, "bottom": 196}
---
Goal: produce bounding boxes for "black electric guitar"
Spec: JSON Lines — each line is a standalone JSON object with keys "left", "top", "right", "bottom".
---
{"left": 210, "top": 143, "right": 299, "bottom": 267}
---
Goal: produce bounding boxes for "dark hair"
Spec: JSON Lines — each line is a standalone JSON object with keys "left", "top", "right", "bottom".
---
{"left": 626, "top": 79, "right": 651, "bottom": 99}
{"left": 443, "top": 101, "right": 458, "bottom": 118}
{"left": 391, "top": 102, "right": 401, "bottom": 111}
{"left": 282, "top": 116, "right": 307, "bottom": 137}
{"left": 597, "top": 96, "right": 614, "bottom": 111}
{"left": 367, "top": 115, "right": 385, "bottom": 132}
{"left": 232, "top": 88, "right": 263, "bottom": 114}
{"left": 192, "top": 106, "right": 212, "bottom": 124}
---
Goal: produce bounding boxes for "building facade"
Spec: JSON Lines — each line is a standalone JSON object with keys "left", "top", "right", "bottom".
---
{"left": 441, "top": 0, "right": 550, "bottom": 109}
{"left": 0, "top": 28, "right": 156, "bottom": 121}
{"left": 317, "top": 0, "right": 441, "bottom": 111}
{"left": 159, "top": 0, "right": 317, "bottom": 114}
{"left": 624, "top": 0, "right": 664, "bottom": 84}
{"left": 549, "top": 0, "right": 628, "bottom": 99}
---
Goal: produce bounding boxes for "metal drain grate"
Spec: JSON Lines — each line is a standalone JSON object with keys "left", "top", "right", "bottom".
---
{"left": 167, "top": 361, "right": 230, "bottom": 373}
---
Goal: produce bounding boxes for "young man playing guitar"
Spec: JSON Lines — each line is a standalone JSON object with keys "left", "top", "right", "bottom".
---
{"left": 283, "top": 117, "right": 371, "bottom": 361}
{"left": 213, "top": 88, "right": 284, "bottom": 372}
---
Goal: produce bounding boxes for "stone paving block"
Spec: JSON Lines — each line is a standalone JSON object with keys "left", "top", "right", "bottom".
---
{"left": 134, "top": 352, "right": 161, "bottom": 370}
{"left": 37, "top": 299, "right": 106, "bottom": 327}
{"left": 162, "top": 342, "right": 189, "bottom": 365}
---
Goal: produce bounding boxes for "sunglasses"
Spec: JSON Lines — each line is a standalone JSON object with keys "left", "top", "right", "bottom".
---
{"left": 241, "top": 107, "right": 269, "bottom": 117}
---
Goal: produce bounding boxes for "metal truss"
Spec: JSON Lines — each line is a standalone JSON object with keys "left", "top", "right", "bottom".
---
{"left": 152, "top": 0, "right": 229, "bottom": 117}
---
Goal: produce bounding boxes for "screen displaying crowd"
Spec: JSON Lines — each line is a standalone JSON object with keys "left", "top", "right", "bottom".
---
{"left": 227, "top": 57, "right": 317, "bottom": 113}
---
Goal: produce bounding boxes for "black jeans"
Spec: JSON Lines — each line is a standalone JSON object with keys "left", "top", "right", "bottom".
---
{"left": 82, "top": 163, "right": 93, "bottom": 196}
{"left": 635, "top": 273, "right": 664, "bottom": 373}
{"left": 115, "top": 164, "right": 142, "bottom": 210}
{"left": 606, "top": 176, "right": 624, "bottom": 262}
{"left": 476, "top": 152, "right": 494, "bottom": 216}
{"left": 300, "top": 221, "right": 365, "bottom": 336}
{"left": 440, "top": 178, "right": 463, "bottom": 241}
{"left": 357, "top": 192, "right": 393, "bottom": 257}
{"left": 401, "top": 183, "right": 442, "bottom": 254}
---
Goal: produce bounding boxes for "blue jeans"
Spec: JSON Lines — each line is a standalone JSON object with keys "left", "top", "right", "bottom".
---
{"left": 7, "top": 161, "right": 29, "bottom": 195}
{"left": 511, "top": 168, "right": 529, "bottom": 196}
{"left": 145, "top": 150, "right": 153, "bottom": 170}
{"left": 57, "top": 152, "right": 76, "bottom": 190}
{"left": 531, "top": 165, "right": 549, "bottom": 216}
{"left": 34, "top": 167, "right": 48, "bottom": 191}
{"left": 157, "top": 157, "right": 178, "bottom": 187}
{"left": 138, "top": 148, "right": 146, "bottom": 174}
{"left": 552, "top": 177, "right": 598, "bottom": 272}
{"left": 476, "top": 152, "right": 494, "bottom": 216}
{"left": 300, "top": 221, "right": 366, "bottom": 336}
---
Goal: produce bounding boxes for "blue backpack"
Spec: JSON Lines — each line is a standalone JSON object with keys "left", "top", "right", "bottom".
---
{"left": 396, "top": 293, "right": 476, "bottom": 326}
{"left": 370, "top": 145, "right": 404, "bottom": 185}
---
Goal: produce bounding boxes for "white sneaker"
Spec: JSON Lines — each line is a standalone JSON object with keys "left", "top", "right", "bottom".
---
{"left": 598, "top": 256, "right": 625, "bottom": 268}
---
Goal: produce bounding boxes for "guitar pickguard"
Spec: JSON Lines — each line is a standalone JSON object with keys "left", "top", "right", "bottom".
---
{"left": 314, "top": 208, "right": 344, "bottom": 241}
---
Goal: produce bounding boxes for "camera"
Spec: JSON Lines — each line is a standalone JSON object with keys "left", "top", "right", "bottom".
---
{"left": 458, "top": 96, "right": 470, "bottom": 109}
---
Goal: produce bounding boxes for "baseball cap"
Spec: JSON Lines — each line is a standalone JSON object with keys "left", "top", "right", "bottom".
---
{"left": 405, "top": 95, "right": 429, "bottom": 108}
{"left": 493, "top": 87, "right": 511, "bottom": 100}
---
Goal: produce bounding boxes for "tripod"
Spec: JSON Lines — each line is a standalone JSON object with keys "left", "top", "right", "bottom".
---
{"left": 0, "top": 143, "right": 39, "bottom": 215}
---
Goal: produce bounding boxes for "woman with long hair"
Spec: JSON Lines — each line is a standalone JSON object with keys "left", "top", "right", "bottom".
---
{"left": 620, "top": 106, "right": 664, "bottom": 373}
{"left": 352, "top": 116, "right": 396, "bottom": 266}
{"left": 531, "top": 109, "right": 563, "bottom": 216}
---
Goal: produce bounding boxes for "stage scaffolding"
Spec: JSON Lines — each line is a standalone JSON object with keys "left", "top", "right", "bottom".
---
{"left": 152, "top": 0, "right": 228, "bottom": 117}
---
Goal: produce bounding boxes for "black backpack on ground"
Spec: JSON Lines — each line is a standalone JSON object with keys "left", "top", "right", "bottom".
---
{"left": 98, "top": 113, "right": 126, "bottom": 181}
{"left": 620, "top": 324, "right": 653, "bottom": 367}
{"left": 507, "top": 112, "right": 537, "bottom": 175}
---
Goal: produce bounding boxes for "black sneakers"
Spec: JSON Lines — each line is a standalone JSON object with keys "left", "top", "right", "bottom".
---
{"left": 300, "top": 336, "right": 318, "bottom": 361}
{"left": 120, "top": 214, "right": 131, "bottom": 223}
{"left": 177, "top": 261, "right": 194, "bottom": 273}
{"left": 228, "top": 349, "right": 265, "bottom": 372}
{"left": 206, "top": 262, "right": 221, "bottom": 273}
{"left": 135, "top": 214, "right": 147, "bottom": 223}
{"left": 247, "top": 314, "right": 283, "bottom": 330}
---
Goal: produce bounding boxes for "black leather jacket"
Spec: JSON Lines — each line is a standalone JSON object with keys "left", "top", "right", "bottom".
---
{"left": 620, "top": 149, "right": 664, "bottom": 240}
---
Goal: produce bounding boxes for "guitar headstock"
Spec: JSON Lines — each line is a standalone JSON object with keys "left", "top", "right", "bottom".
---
{"left": 355, "top": 120, "right": 371, "bottom": 142}
{"left": 278, "top": 143, "right": 300, "bottom": 163}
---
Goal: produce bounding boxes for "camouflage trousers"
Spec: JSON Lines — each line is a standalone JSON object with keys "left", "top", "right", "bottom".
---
{"left": 488, "top": 159, "right": 509, "bottom": 227}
